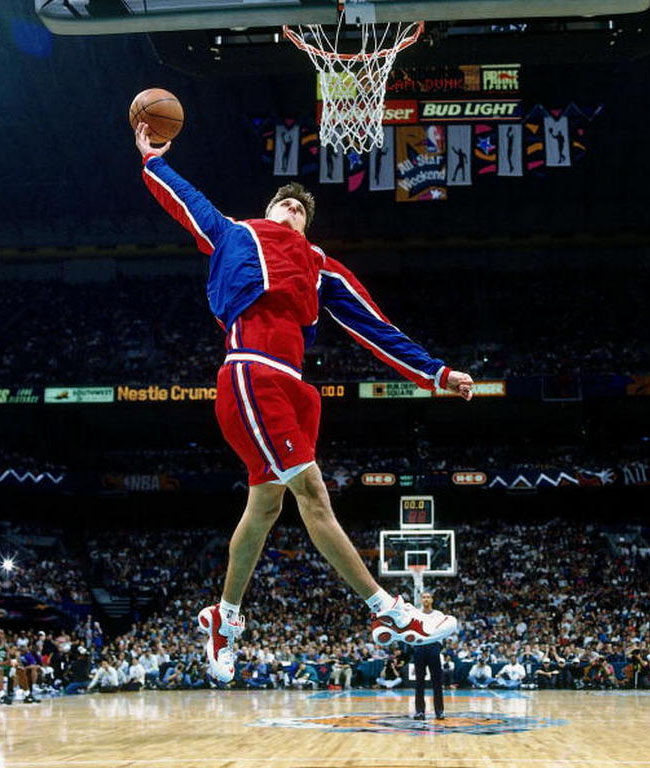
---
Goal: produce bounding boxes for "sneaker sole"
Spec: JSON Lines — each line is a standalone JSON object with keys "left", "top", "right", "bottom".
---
{"left": 198, "top": 606, "right": 235, "bottom": 684}
{"left": 372, "top": 615, "right": 457, "bottom": 646}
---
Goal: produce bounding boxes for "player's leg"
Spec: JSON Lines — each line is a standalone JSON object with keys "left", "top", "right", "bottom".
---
{"left": 222, "top": 481, "right": 286, "bottom": 605}
{"left": 286, "top": 463, "right": 378, "bottom": 598}
{"left": 287, "top": 464, "right": 458, "bottom": 646}
{"left": 198, "top": 481, "right": 285, "bottom": 683}
{"left": 413, "top": 650, "right": 427, "bottom": 716}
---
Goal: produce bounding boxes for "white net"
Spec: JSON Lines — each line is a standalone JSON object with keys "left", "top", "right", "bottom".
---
{"left": 284, "top": 19, "right": 423, "bottom": 154}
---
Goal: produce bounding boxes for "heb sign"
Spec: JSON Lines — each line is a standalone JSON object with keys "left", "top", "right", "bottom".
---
{"left": 362, "top": 473, "right": 396, "bottom": 486}
{"left": 419, "top": 99, "right": 522, "bottom": 122}
{"left": 453, "top": 471, "right": 487, "bottom": 486}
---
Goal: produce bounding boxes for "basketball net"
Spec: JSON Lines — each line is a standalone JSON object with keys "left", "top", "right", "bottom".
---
{"left": 407, "top": 564, "right": 427, "bottom": 607}
{"left": 284, "top": 16, "right": 423, "bottom": 154}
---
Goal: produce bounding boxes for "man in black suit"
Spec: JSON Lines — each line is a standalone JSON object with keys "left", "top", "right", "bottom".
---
{"left": 412, "top": 592, "right": 445, "bottom": 720}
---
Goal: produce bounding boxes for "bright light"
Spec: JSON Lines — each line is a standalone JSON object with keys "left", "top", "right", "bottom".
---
{"left": 1, "top": 557, "right": 15, "bottom": 573}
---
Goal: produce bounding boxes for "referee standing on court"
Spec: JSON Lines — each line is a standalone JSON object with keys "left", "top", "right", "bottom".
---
{"left": 413, "top": 591, "right": 445, "bottom": 720}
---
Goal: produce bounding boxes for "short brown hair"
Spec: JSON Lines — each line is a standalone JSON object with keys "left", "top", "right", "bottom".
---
{"left": 265, "top": 182, "right": 315, "bottom": 230}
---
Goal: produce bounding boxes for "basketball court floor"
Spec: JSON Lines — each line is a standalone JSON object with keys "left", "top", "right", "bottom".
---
{"left": 2, "top": 687, "right": 649, "bottom": 767}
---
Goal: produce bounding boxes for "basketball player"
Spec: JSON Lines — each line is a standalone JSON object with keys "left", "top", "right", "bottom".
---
{"left": 135, "top": 123, "right": 473, "bottom": 683}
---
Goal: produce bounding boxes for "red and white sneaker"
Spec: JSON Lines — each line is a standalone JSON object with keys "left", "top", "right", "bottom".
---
{"left": 371, "top": 596, "right": 457, "bottom": 646}
{"left": 197, "top": 604, "right": 245, "bottom": 683}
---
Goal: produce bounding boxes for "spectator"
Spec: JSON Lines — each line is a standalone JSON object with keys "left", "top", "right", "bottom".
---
{"left": 535, "top": 658, "right": 559, "bottom": 689}
{"left": 468, "top": 657, "right": 495, "bottom": 689}
{"left": 87, "top": 659, "right": 119, "bottom": 694}
{"left": 495, "top": 655, "right": 526, "bottom": 689}
{"left": 377, "top": 657, "right": 403, "bottom": 689}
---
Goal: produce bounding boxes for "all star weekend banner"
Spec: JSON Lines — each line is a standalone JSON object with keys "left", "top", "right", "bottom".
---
{"left": 395, "top": 126, "right": 447, "bottom": 202}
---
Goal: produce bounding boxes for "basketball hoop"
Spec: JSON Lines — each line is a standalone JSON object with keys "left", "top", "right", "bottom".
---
{"left": 283, "top": 17, "right": 424, "bottom": 154}
{"left": 407, "top": 563, "right": 427, "bottom": 605}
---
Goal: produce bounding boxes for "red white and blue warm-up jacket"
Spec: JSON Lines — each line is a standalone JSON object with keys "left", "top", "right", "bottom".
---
{"left": 142, "top": 154, "right": 451, "bottom": 390}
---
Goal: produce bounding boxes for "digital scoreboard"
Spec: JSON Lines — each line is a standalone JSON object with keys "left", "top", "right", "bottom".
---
{"left": 399, "top": 495, "right": 434, "bottom": 530}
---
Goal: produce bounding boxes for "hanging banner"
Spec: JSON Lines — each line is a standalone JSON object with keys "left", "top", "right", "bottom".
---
{"left": 369, "top": 127, "right": 395, "bottom": 191}
{"left": 395, "top": 125, "right": 447, "bottom": 202}
{"left": 474, "top": 123, "right": 498, "bottom": 176}
{"left": 319, "top": 145, "right": 344, "bottom": 184}
{"left": 544, "top": 116, "right": 571, "bottom": 167}
{"left": 498, "top": 124, "right": 523, "bottom": 176}
{"left": 273, "top": 124, "right": 300, "bottom": 176}
{"left": 447, "top": 125, "right": 472, "bottom": 186}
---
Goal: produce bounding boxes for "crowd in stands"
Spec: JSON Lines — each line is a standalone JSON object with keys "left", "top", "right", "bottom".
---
{"left": 1, "top": 267, "right": 648, "bottom": 387}
{"left": 1, "top": 520, "right": 649, "bottom": 703}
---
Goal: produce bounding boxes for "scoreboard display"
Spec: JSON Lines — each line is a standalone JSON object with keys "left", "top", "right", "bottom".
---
{"left": 399, "top": 495, "right": 434, "bottom": 529}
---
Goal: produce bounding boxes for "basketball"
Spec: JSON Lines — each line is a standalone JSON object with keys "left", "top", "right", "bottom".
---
{"left": 129, "top": 88, "right": 184, "bottom": 144}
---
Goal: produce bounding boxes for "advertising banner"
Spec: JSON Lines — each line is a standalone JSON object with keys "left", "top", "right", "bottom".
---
{"left": 44, "top": 387, "right": 114, "bottom": 404}
{"left": 359, "top": 381, "right": 506, "bottom": 399}
{"left": 0, "top": 387, "right": 40, "bottom": 404}
{"left": 419, "top": 99, "right": 522, "bottom": 122}
{"left": 115, "top": 385, "right": 217, "bottom": 402}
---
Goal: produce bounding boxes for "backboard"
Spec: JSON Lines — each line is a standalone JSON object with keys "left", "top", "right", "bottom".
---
{"left": 37, "top": 1, "right": 650, "bottom": 35}
{"left": 379, "top": 529, "right": 456, "bottom": 577}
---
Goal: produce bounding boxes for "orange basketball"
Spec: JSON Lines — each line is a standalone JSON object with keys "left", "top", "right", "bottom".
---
{"left": 129, "top": 88, "right": 184, "bottom": 144}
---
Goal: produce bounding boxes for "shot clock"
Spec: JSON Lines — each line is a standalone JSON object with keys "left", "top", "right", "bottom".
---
{"left": 399, "top": 495, "right": 434, "bottom": 529}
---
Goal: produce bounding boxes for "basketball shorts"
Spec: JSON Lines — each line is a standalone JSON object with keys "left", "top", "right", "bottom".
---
{"left": 215, "top": 354, "right": 321, "bottom": 486}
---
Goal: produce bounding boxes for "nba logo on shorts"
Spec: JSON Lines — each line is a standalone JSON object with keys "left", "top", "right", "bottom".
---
{"left": 285, "top": 439, "right": 294, "bottom": 453}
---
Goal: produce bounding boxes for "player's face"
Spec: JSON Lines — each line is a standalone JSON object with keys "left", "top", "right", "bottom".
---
{"left": 267, "top": 197, "right": 307, "bottom": 234}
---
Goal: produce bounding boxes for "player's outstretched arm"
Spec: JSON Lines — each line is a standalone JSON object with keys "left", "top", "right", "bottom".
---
{"left": 135, "top": 122, "right": 231, "bottom": 256}
{"left": 320, "top": 256, "right": 473, "bottom": 401}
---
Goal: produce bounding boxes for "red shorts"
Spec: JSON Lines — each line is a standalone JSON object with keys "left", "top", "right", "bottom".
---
{"left": 215, "top": 355, "right": 321, "bottom": 486}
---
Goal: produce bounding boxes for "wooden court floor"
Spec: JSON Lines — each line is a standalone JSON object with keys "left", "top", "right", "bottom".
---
{"left": 1, "top": 687, "right": 649, "bottom": 768}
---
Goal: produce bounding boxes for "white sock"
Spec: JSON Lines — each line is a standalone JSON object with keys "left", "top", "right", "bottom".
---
{"left": 365, "top": 589, "right": 395, "bottom": 614}
{"left": 219, "top": 599, "right": 240, "bottom": 621}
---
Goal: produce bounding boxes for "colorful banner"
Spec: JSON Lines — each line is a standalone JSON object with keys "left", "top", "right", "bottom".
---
{"left": 369, "top": 127, "right": 395, "bottom": 191}
{"left": 474, "top": 123, "right": 498, "bottom": 175}
{"left": 447, "top": 125, "right": 472, "bottom": 186}
{"left": 273, "top": 123, "right": 300, "bottom": 176}
{"left": 498, "top": 124, "right": 524, "bottom": 176}
{"left": 544, "top": 116, "right": 571, "bottom": 167}
{"left": 395, "top": 125, "right": 447, "bottom": 202}
{"left": 319, "top": 144, "right": 344, "bottom": 184}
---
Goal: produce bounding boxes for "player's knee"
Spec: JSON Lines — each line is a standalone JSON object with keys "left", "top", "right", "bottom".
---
{"left": 293, "top": 470, "right": 330, "bottom": 508}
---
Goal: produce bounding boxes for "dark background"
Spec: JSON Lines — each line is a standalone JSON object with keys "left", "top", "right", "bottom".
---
{"left": 1, "top": 1, "right": 649, "bottom": 532}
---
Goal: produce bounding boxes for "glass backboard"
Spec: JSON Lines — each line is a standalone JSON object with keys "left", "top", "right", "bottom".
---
{"left": 37, "top": 1, "right": 650, "bottom": 35}
{"left": 379, "top": 529, "right": 456, "bottom": 577}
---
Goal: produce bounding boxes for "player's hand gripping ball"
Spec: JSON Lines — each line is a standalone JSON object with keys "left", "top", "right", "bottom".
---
{"left": 129, "top": 88, "right": 184, "bottom": 145}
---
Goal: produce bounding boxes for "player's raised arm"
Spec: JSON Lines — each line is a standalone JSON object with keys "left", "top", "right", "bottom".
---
{"left": 320, "top": 257, "right": 473, "bottom": 401}
{"left": 135, "top": 122, "right": 231, "bottom": 256}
